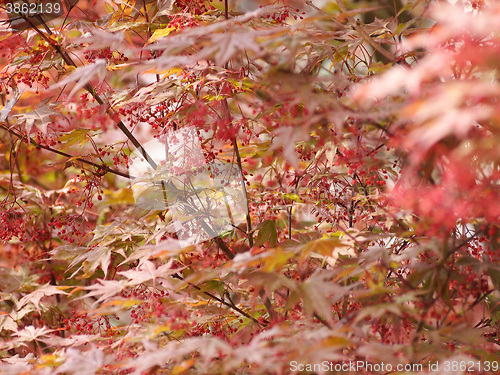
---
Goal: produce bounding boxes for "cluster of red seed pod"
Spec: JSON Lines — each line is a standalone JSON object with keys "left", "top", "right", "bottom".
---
{"left": 0, "top": 210, "right": 26, "bottom": 242}
{"left": 84, "top": 47, "right": 128, "bottom": 64}
{"left": 263, "top": 7, "right": 305, "bottom": 22}
{"left": 64, "top": 311, "right": 120, "bottom": 339}
{"left": 121, "top": 286, "right": 170, "bottom": 323}
{"left": 49, "top": 213, "right": 86, "bottom": 244}
{"left": 175, "top": 0, "right": 214, "bottom": 16}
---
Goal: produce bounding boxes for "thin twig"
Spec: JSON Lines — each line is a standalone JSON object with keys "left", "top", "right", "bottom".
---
{"left": 171, "top": 273, "right": 266, "bottom": 326}
{"left": 233, "top": 139, "right": 254, "bottom": 247}
{"left": 15, "top": 4, "right": 240, "bottom": 267}
{"left": 259, "top": 288, "right": 277, "bottom": 321}
{"left": 0, "top": 123, "right": 132, "bottom": 179}
{"left": 21, "top": 15, "right": 158, "bottom": 171}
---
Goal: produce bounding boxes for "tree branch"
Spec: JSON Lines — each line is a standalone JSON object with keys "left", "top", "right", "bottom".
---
{"left": 0, "top": 123, "right": 133, "bottom": 179}
{"left": 233, "top": 138, "right": 254, "bottom": 247}
{"left": 172, "top": 273, "right": 267, "bottom": 327}
{"left": 21, "top": 14, "right": 158, "bottom": 171}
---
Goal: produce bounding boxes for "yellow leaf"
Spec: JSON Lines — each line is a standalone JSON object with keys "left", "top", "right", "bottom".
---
{"left": 102, "top": 187, "right": 135, "bottom": 204}
{"left": 262, "top": 248, "right": 293, "bottom": 272}
{"left": 101, "top": 298, "right": 142, "bottom": 308}
{"left": 172, "top": 359, "right": 196, "bottom": 375}
{"left": 146, "top": 26, "right": 176, "bottom": 45}
{"left": 35, "top": 354, "right": 60, "bottom": 368}
{"left": 153, "top": 323, "right": 172, "bottom": 337}
{"left": 162, "top": 68, "right": 183, "bottom": 79}
{"left": 107, "top": 63, "right": 132, "bottom": 71}
{"left": 299, "top": 235, "right": 356, "bottom": 266}
{"left": 318, "top": 336, "right": 351, "bottom": 348}
{"left": 282, "top": 193, "right": 303, "bottom": 202}
{"left": 333, "top": 267, "right": 358, "bottom": 282}
{"left": 104, "top": 2, "right": 115, "bottom": 13}
{"left": 300, "top": 238, "right": 343, "bottom": 259}
{"left": 65, "top": 65, "right": 76, "bottom": 73}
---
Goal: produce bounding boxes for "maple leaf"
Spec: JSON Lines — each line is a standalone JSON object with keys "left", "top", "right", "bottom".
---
{"left": 17, "top": 284, "right": 70, "bottom": 314}
{"left": 299, "top": 234, "right": 356, "bottom": 266}
{"left": 356, "top": 342, "right": 403, "bottom": 365}
{"left": 0, "top": 89, "right": 20, "bottom": 121}
{"left": 351, "top": 53, "right": 450, "bottom": 102}
{"left": 82, "top": 279, "right": 127, "bottom": 307}
{"left": 179, "top": 337, "right": 232, "bottom": 364}
{"left": 152, "top": 0, "right": 175, "bottom": 20}
{"left": 50, "top": 245, "right": 87, "bottom": 261}
{"left": 38, "top": 334, "right": 95, "bottom": 348}
{"left": 122, "top": 340, "right": 171, "bottom": 374}
{"left": 75, "top": 29, "right": 126, "bottom": 50}
{"left": 227, "top": 326, "right": 284, "bottom": 369}
{"left": 0, "top": 313, "right": 17, "bottom": 333}
{"left": 148, "top": 8, "right": 271, "bottom": 68}
{"left": 354, "top": 303, "right": 404, "bottom": 323}
{"left": 146, "top": 26, "right": 176, "bottom": 45}
{"left": 51, "top": 59, "right": 107, "bottom": 99}
{"left": 254, "top": 219, "right": 278, "bottom": 247}
{"left": 55, "top": 346, "right": 107, "bottom": 375}
{"left": 118, "top": 259, "right": 179, "bottom": 286}
{"left": 299, "top": 270, "right": 350, "bottom": 326}
{"left": 124, "top": 338, "right": 232, "bottom": 375}
{"left": 0, "top": 358, "right": 32, "bottom": 375}
{"left": 67, "top": 245, "right": 112, "bottom": 278}
{"left": 12, "top": 325, "right": 54, "bottom": 342}
{"left": 269, "top": 126, "right": 306, "bottom": 168}
{"left": 119, "top": 238, "right": 193, "bottom": 265}
{"left": 0, "top": 265, "right": 38, "bottom": 293}
{"left": 14, "top": 101, "right": 66, "bottom": 135}
{"left": 201, "top": 32, "right": 263, "bottom": 66}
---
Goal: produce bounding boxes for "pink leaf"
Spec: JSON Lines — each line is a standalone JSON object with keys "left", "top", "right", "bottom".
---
{"left": 17, "top": 284, "right": 69, "bottom": 314}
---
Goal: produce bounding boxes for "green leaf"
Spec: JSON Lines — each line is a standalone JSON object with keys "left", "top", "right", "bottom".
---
{"left": 281, "top": 193, "right": 303, "bottom": 202}
{"left": 255, "top": 220, "right": 277, "bottom": 247}
{"left": 193, "top": 280, "right": 225, "bottom": 299}
{"left": 58, "top": 128, "right": 93, "bottom": 150}
{"left": 487, "top": 266, "right": 500, "bottom": 290}
{"left": 407, "top": 267, "right": 433, "bottom": 289}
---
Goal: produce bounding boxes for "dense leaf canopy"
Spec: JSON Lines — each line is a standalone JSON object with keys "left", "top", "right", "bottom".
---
{"left": 1, "top": 0, "right": 500, "bottom": 374}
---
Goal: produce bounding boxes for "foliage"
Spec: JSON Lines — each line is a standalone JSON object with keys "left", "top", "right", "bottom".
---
{"left": 1, "top": 0, "right": 500, "bottom": 374}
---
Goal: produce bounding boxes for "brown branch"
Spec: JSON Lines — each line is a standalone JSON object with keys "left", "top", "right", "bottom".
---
{"left": 16, "top": 7, "right": 243, "bottom": 263}
{"left": 0, "top": 123, "right": 132, "bottom": 179}
{"left": 213, "top": 231, "right": 235, "bottom": 260}
{"left": 220, "top": 89, "right": 253, "bottom": 247}
{"left": 259, "top": 288, "right": 277, "bottom": 321}
{"left": 21, "top": 15, "right": 158, "bottom": 171}
{"left": 172, "top": 273, "right": 267, "bottom": 327}
{"left": 314, "top": 312, "right": 333, "bottom": 329}
{"left": 233, "top": 138, "right": 254, "bottom": 247}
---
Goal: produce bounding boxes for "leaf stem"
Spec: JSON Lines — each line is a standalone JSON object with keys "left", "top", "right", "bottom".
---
{"left": 232, "top": 138, "right": 254, "bottom": 247}
{"left": 22, "top": 15, "right": 158, "bottom": 171}
{"left": 0, "top": 123, "right": 132, "bottom": 179}
{"left": 172, "top": 273, "right": 267, "bottom": 326}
